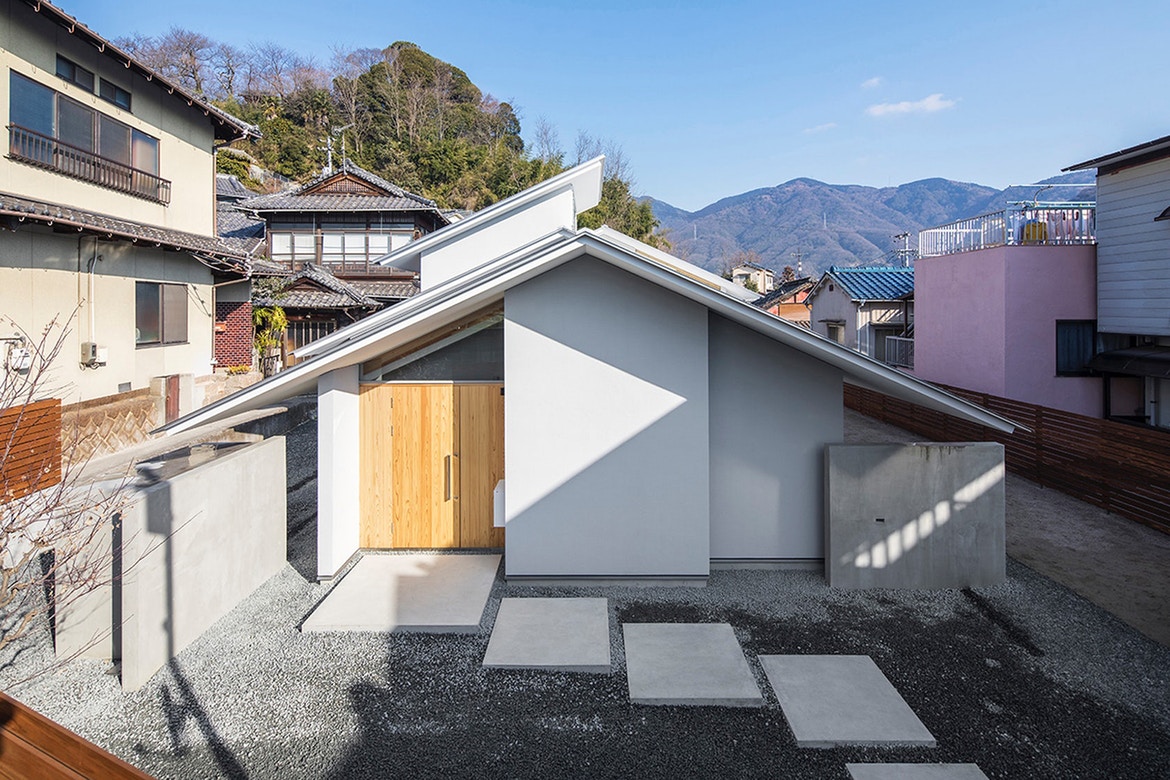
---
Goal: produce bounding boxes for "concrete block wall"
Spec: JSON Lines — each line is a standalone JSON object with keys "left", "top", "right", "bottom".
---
{"left": 825, "top": 442, "right": 1005, "bottom": 589}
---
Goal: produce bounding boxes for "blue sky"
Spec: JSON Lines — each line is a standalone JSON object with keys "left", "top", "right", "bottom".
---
{"left": 61, "top": 0, "right": 1166, "bottom": 211}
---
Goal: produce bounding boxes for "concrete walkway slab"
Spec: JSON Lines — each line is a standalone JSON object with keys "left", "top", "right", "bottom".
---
{"left": 302, "top": 554, "right": 499, "bottom": 633}
{"left": 760, "top": 655, "right": 936, "bottom": 747}
{"left": 847, "top": 764, "right": 988, "bottom": 780}
{"left": 483, "top": 598, "right": 611, "bottom": 672}
{"left": 623, "top": 623, "right": 763, "bottom": 707}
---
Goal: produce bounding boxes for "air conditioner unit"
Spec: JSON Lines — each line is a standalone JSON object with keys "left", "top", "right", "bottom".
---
{"left": 81, "top": 342, "right": 107, "bottom": 367}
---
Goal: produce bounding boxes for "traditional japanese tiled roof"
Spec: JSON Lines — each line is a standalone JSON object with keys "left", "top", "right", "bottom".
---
{"left": 0, "top": 190, "right": 250, "bottom": 274}
{"left": 254, "top": 263, "right": 379, "bottom": 310}
{"left": 216, "top": 205, "right": 267, "bottom": 255}
{"left": 346, "top": 278, "right": 420, "bottom": 302}
{"left": 753, "top": 277, "right": 814, "bottom": 310}
{"left": 819, "top": 266, "right": 914, "bottom": 302}
{"left": 237, "top": 159, "right": 444, "bottom": 215}
{"left": 216, "top": 174, "right": 255, "bottom": 201}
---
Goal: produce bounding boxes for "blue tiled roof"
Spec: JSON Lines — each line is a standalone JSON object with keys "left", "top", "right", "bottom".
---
{"left": 825, "top": 266, "right": 914, "bottom": 301}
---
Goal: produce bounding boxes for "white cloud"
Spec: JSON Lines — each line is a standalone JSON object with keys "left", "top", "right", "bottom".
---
{"left": 803, "top": 122, "right": 838, "bottom": 134}
{"left": 861, "top": 76, "right": 883, "bottom": 89}
{"left": 865, "top": 93, "right": 956, "bottom": 117}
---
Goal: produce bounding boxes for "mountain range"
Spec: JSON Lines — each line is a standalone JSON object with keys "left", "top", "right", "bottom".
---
{"left": 647, "top": 171, "right": 1096, "bottom": 276}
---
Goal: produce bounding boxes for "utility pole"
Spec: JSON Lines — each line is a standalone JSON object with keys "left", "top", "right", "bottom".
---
{"left": 892, "top": 232, "right": 913, "bottom": 267}
{"left": 790, "top": 248, "right": 804, "bottom": 277}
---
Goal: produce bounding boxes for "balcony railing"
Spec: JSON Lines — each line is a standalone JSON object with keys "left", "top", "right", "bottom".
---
{"left": 8, "top": 125, "right": 171, "bottom": 205}
{"left": 918, "top": 204, "right": 1094, "bottom": 258}
{"left": 884, "top": 336, "right": 914, "bottom": 369}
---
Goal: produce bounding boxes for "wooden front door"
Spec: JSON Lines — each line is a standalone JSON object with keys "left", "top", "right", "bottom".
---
{"left": 359, "top": 383, "right": 504, "bottom": 549}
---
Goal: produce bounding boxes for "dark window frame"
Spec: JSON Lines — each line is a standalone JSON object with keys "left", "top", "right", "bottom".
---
{"left": 1056, "top": 319, "right": 1097, "bottom": 377}
{"left": 99, "top": 79, "right": 132, "bottom": 111}
{"left": 136, "top": 282, "right": 189, "bottom": 347}
{"left": 55, "top": 55, "right": 94, "bottom": 92}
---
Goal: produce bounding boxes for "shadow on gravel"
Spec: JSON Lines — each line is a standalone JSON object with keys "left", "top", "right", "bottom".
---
{"left": 319, "top": 567, "right": 1170, "bottom": 780}
{"left": 157, "top": 659, "right": 248, "bottom": 778}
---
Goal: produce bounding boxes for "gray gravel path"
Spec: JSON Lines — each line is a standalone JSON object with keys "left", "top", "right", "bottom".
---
{"left": 3, "top": 417, "right": 1169, "bottom": 779}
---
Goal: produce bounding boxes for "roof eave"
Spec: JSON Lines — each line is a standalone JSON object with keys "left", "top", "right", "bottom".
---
{"left": 23, "top": 0, "right": 258, "bottom": 141}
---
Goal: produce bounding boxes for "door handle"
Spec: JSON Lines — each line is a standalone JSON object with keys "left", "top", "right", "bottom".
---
{"left": 444, "top": 454, "right": 452, "bottom": 501}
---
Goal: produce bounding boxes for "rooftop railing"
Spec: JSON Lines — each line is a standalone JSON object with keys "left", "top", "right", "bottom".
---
{"left": 8, "top": 125, "right": 171, "bottom": 205}
{"left": 918, "top": 204, "right": 1095, "bottom": 258}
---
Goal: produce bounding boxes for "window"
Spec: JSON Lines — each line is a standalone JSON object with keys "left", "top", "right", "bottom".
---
{"left": 136, "top": 282, "right": 188, "bottom": 346}
{"left": 1056, "top": 320, "right": 1096, "bottom": 376}
{"left": 826, "top": 322, "right": 845, "bottom": 345}
{"left": 8, "top": 72, "right": 167, "bottom": 203}
{"left": 55, "top": 55, "right": 94, "bottom": 92}
{"left": 99, "top": 79, "right": 132, "bottom": 111}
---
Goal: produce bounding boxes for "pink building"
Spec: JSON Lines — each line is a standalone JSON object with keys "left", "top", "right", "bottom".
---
{"left": 913, "top": 208, "right": 1108, "bottom": 418}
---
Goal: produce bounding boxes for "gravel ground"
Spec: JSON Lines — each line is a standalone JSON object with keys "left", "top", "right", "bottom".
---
{"left": 4, "top": 418, "right": 1170, "bottom": 779}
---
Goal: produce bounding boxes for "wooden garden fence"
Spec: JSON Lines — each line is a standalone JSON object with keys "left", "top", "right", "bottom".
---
{"left": 1, "top": 398, "right": 62, "bottom": 504}
{"left": 0, "top": 692, "right": 154, "bottom": 779}
{"left": 844, "top": 383, "right": 1170, "bottom": 535}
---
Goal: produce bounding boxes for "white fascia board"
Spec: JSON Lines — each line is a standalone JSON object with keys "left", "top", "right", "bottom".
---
{"left": 158, "top": 234, "right": 591, "bottom": 435}
{"left": 589, "top": 226, "right": 757, "bottom": 302}
{"left": 296, "top": 229, "right": 575, "bottom": 359}
{"left": 164, "top": 224, "right": 1018, "bottom": 436}
{"left": 373, "top": 157, "right": 606, "bottom": 274}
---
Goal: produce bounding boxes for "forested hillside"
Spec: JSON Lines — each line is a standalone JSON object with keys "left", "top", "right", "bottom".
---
{"left": 118, "top": 31, "right": 658, "bottom": 240}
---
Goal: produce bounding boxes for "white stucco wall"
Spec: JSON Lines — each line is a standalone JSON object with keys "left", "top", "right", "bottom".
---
{"left": 0, "top": 228, "right": 217, "bottom": 403}
{"left": 503, "top": 255, "right": 711, "bottom": 578}
{"left": 420, "top": 187, "right": 576, "bottom": 289}
{"left": 808, "top": 283, "right": 858, "bottom": 349}
{"left": 708, "top": 313, "right": 843, "bottom": 560}
{"left": 317, "top": 366, "right": 360, "bottom": 578}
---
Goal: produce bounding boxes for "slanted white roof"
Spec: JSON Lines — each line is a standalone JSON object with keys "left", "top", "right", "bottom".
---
{"left": 160, "top": 224, "right": 1019, "bottom": 435}
{"left": 374, "top": 157, "right": 604, "bottom": 279}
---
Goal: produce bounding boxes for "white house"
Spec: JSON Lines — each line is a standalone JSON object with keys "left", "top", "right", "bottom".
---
{"left": 163, "top": 159, "right": 1015, "bottom": 583}
{"left": 805, "top": 266, "right": 914, "bottom": 363}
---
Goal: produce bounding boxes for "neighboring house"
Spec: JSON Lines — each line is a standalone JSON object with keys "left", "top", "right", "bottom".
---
{"left": 731, "top": 262, "right": 774, "bottom": 293}
{"left": 753, "top": 276, "right": 814, "bottom": 326}
{"left": 231, "top": 159, "right": 439, "bottom": 355}
{"left": 912, "top": 204, "right": 1102, "bottom": 417}
{"left": 164, "top": 158, "right": 1015, "bottom": 583}
{"left": 235, "top": 158, "right": 448, "bottom": 273}
{"left": 0, "top": 0, "right": 257, "bottom": 450}
{"left": 1066, "top": 135, "right": 1170, "bottom": 428}
{"left": 253, "top": 263, "right": 402, "bottom": 368}
{"left": 805, "top": 266, "right": 914, "bottom": 362}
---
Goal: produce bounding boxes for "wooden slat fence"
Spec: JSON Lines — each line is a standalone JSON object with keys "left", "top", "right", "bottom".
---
{"left": 845, "top": 383, "right": 1170, "bottom": 535}
{"left": 0, "top": 692, "right": 154, "bottom": 779}
{"left": 1, "top": 398, "right": 62, "bottom": 503}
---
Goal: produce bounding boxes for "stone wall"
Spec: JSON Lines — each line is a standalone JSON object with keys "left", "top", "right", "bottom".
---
{"left": 62, "top": 389, "right": 159, "bottom": 464}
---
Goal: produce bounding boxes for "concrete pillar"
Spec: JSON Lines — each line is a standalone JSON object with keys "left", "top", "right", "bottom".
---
{"left": 317, "top": 366, "right": 361, "bottom": 579}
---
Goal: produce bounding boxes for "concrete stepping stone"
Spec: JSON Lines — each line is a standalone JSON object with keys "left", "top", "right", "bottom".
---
{"left": 483, "top": 598, "right": 611, "bottom": 672}
{"left": 760, "top": 655, "right": 936, "bottom": 747}
{"left": 303, "top": 554, "right": 499, "bottom": 633}
{"left": 847, "top": 764, "right": 988, "bottom": 780}
{"left": 623, "top": 623, "right": 763, "bottom": 707}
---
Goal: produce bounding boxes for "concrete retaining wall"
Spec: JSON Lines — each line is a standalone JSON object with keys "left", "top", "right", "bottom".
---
{"left": 56, "top": 436, "right": 287, "bottom": 690}
{"left": 825, "top": 442, "right": 1005, "bottom": 589}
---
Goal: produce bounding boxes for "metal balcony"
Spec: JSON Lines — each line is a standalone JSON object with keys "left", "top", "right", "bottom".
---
{"left": 8, "top": 125, "right": 171, "bottom": 205}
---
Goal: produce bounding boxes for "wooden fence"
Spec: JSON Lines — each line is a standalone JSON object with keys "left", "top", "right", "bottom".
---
{"left": 0, "top": 692, "right": 154, "bottom": 779}
{"left": 845, "top": 383, "right": 1170, "bottom": 535}
{"left": 1, "top": 398, "right": 62, "bottom": 503}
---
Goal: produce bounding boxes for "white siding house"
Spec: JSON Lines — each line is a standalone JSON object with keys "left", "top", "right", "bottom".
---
{"left": 162, "top": 159, "right": 1016, "bottom": 582}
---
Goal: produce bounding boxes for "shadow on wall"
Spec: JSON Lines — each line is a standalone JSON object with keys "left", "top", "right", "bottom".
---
{"left": 825, "top": 442, "right": 1006, "bottom": 589}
